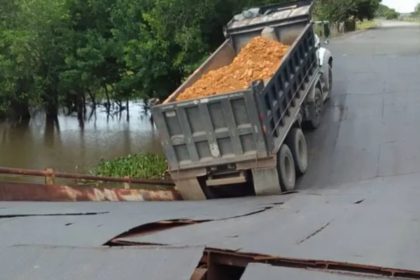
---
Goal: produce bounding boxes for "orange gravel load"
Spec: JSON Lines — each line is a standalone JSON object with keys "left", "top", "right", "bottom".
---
{"left": 176, "top": 36, "right": 289, "bottom": 101}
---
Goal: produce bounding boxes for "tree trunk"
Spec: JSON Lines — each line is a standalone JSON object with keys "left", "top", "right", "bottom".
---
{"left": 46, "top": 104, "right": 58, "bottom": 121}
{"left": 104, "top": 85, "right": 111, "bottom": 113}
{"left": 45, "top": 89, "right": 59, "bottom": 121}
{"left": 126, "top": 99, "right": 130, "bottom": 122}
{"left": 87, "top": 89, "right": 96, "bottom": 109}
{"left": 11, "top": 101, "right": 31, "bottom": 123}
{"left": 82, "top": 92, "right": 87, "bottom": 119}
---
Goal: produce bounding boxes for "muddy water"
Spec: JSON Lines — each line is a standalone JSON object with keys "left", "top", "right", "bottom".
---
{"left": 0, "top": 101, "right": 162, "bottom": 173}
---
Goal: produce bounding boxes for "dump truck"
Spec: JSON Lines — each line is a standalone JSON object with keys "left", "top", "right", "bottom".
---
{"left": 152, "top": 0, "right": 333, "bottom": 200}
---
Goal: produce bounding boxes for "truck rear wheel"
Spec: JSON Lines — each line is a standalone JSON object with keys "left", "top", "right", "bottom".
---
{"left": 286, "top": 128, "right": 308, "bottom": 176}
{"left": 277, "top": 144, "right": 296, "bottom": 192}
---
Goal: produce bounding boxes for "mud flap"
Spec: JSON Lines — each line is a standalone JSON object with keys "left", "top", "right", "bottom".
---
{"left": 252, "top": 168, "right": 282, "bottom": 196}
{"left": 175, "top": 178, "right": 207, "bottom": 200}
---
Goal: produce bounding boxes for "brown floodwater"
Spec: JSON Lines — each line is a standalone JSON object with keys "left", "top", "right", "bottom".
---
{"left": 0, "top": 101, "right": 162, "bottom": 173}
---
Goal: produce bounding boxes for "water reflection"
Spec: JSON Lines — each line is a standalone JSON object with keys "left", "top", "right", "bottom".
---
{"left": 0, "top": 101, "right": 162, "bottom": 172}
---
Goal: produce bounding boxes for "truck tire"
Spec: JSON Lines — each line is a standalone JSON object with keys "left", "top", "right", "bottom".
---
{"left": 286, "top": 128, "right": 308, "bottom": 176}
{"left": 308, "top": 87, "right": 323, "bottom": 129}
{"left": 324, "top": 64, "right": 333, "bottom": 100}
{"left": 328, "top": 64, "right": 333, "bottom": 93}
{"left": 277, "top": 144, "right": 296, "bottom": 192}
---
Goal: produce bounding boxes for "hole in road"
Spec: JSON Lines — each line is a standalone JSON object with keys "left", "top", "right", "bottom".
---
{"left": 105, "top": 219, "right": 208, "bottom": 246}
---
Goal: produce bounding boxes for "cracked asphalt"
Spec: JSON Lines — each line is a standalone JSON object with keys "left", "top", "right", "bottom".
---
{"left": 298, "top": 21, "right": 420, "bottom": 190}
{"left": 1, "top": 22, "right": 420, "bottom": 279}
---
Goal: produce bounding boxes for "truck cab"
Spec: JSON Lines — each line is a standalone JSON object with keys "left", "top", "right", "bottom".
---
{"left": 315, "top": 34, "right": 333, "bottom": 101}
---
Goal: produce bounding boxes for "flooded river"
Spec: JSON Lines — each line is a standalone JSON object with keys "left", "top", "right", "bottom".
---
{"left": 0, "top": 101, "right": 162, "bottom": 173}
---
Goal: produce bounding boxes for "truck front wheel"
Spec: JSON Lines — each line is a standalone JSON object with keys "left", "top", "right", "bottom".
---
{"left": 328, "top": 64, "right": 333, "bottom": 93}
{"left": 277, "top": 144, "right": 296, "bottom": 192}
{"left": 307, "top": 87, "right": 323, "bottom": 129}
{"left": 286, "top": 128, "right": 308, "bottom": 176}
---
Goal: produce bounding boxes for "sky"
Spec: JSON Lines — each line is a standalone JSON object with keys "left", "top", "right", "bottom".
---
{"left": 382, "top": 0, "right": 419, "bottom": 13}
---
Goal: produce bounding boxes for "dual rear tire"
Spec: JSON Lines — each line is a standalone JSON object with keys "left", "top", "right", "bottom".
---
{"left": 279, "top": 86, "right": 323, "bottom": 191}
{"left": 277, "top": 128, "right": 308, "bottom": 192}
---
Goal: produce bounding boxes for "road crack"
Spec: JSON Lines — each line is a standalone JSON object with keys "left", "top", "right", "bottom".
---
{"left": 0, "top": 212, "right": 109, "bottom": 219}
{"left": 297, "top": 221, "right": 332, "bottom": 245}
{"left": 105, "top": 203, "right": 280, "bottom": 246}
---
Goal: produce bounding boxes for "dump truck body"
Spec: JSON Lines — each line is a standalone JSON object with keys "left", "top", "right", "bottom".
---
{"left": 152, "top": 1, "right": 325, "bottom": 199}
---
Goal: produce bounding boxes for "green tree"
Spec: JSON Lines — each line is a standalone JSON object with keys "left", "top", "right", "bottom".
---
{"left": 354, "top": 0, "right": 381, "bottom": 21}
{"left": 413, "top": 3, "right": 420, "bottom": 17}
{"left": 315, "top": 0, "right": 356, "bottom": 22}
{"left": 376, "top": 4, "right": 399, "bottom": 19}
{"left": 118, "top": 0, "right": 288, "bottom": 99}
{"left": 0, "top": 30, "right": 38, "bottom": 120}
{"left": 315, "top": 0, "right": 381, "bottom": 22}
{"left": 0, "top": 0, "right": 43, "bottom": 120}
{"left": 0, "top": 0, "right": 71, "bottom": 120}
{"left": 0, "top": 0, "right": 298, "bottom": 121}
{"left": 62, "top": 0, "right": 121, "bottom": 116}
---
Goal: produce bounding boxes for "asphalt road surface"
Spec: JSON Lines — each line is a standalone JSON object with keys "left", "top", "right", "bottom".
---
{"left": 298, "top": 21, "right": 420, "bottom": 190}
{"left": 2, "top": 22, "right": 420, "bottom": 279}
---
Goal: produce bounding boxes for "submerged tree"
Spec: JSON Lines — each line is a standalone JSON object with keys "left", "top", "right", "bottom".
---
{"left": 0, "top": 0, "right": 293, "bottom": 122}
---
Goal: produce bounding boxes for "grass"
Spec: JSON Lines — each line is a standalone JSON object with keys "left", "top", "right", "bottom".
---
{"left": 93, "top": 153, "right": 168, "bottom": 179}
{"left": 356, "top": 20, "right": 378, "bottom": 30}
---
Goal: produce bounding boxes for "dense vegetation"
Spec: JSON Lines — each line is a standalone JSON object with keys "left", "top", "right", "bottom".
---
{"left": 94, "top": 153, "right": 168, "bottom": 179}
{"left": 1, "top": 0, "right": 384, "bottom": 124}
{"left": 314, "top": 0, "right": 381, "bottom": 22}
{"left": 0, "top": 0, "right": 281, "bottom": 122}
